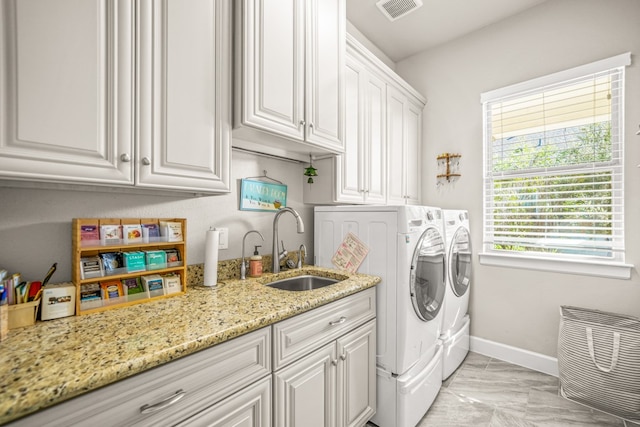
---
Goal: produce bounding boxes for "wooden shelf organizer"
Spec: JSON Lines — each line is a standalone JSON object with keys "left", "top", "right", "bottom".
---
{"left": 72, "top": 218, "right": 187, "bottom": 315}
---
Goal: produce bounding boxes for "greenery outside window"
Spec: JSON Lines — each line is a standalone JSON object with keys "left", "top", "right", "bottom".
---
{"left": 480, "top": 53, "right": 632, "bottom": 279}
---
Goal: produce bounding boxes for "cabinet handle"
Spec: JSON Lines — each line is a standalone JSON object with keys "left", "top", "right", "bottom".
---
{"left": 140, "top": 389, "right": 186, "bottom": 414}
{"left": 309, "top": 122, "right": 314, "bottom": 129}
{"left": 142, "top": 157, "right": 151, "bottom": 166}
{"left": 340, "top": 353, "right": 347, "bottom": 361}
{"left": 299, "top": 120, "right": 306, "bottom": 128}
{"left": 120, "top": 153, "right": 131, "bottom": 162}
{"left": 329, "top": 316, "right": 347, "bottom": 326}
{"left": 331, "top": 359, "right": 338, "bottom": 366}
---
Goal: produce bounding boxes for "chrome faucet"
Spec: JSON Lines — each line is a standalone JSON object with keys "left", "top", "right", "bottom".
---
{"left": 241, "top": 230, "right": 264, "bottom": 280}
{"left": 297, "top": 244, "right": 307, "bottom": 269}
{"left": 272, "top": 207, "right": 304, "bottom": 273}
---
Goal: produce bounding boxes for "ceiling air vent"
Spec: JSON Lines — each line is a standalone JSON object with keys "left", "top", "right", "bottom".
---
{"left": 376, "top": 0, "right": 423, "bottom": 21}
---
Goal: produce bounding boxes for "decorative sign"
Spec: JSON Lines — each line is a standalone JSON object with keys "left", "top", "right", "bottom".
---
{"left": 240, "top": 179, "right": 287, "bottom": 212}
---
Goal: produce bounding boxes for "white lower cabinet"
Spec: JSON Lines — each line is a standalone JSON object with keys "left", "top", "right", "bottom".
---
{"left": 274, "top": 321, "right": 376, "bottom": 427}
{"left": 274, "top": 341, "right": 337, "bottom": 427}
{"left": 273, "top": 288, "right": 377, "bottom": 427}
{"left": 8, "top": 289, "right": 376, "bottom": 427}
{"left": 8, "top": 328, "right": 272, "bottom": 427}
{"left": 176, "top": 376, "right": 271, "bottom": 427}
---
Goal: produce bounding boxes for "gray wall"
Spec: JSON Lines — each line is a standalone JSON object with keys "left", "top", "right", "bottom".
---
{"left": 0, "top": 150, "right": 313, "bottom": 284}
{"left": 396, "top": 0, "right": 640, "bottom": 357}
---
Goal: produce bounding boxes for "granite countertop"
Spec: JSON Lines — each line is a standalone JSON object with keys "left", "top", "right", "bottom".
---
{"left": 0, "top": 266, "right": 380, "bottom": 425}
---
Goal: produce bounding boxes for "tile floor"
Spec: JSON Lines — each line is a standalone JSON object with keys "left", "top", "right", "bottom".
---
{"left": 369, "top": 352, "right": 639, "bottom": 427}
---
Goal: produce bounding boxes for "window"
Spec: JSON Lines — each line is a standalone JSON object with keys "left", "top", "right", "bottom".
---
{"left": 480, "top": 53, "right": 632, "bottom": 279}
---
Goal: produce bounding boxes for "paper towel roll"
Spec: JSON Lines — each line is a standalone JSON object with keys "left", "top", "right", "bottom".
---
{"left": 203, "top": 229, "right": 220, "bottom": 287}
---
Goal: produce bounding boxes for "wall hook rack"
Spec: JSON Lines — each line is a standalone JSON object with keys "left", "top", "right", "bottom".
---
{"left": 245, "top": 170, "right": 283, "bottom": 184}
{"left": 436, "top": 153, "right": 461, "bottom": 186}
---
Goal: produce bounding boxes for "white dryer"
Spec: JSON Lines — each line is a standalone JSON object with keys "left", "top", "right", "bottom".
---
{"left": 441, "top": 210, "right": 472, "bottom": 380}
{"left": 315, "top": 205, "right": 446, "bottom": 427}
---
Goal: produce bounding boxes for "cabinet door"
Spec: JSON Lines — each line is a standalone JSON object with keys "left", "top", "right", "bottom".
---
{"left": 336, "top": 320, "right": 376, "bottom": 427}
{"left": 363, "top": 72, "right": 387, "bottom": 204}
{"left": 305, "top": 0, "right": 345, "bottom": 151}
{"left": 274, "top": 342, "right": 337, "bottom": 427}
{"left": 0, "top": 0, "right": 134, "bottom": 185}
{"left": 404, "top": 98, "right": 422, "bottom": 205}
{"left": 386, "top": 85, "right": 423, "bottom": 205}
{"left": 176, "top": 376, "right": 271, "bottom": 427}
{"left": 335, "top": 56, "right": 365, "bottom": 203}
{"left": 137, "top": 0, "right": 231, "bottom": 193}
{"left": 236, "top": 0, "right": 305, "bottom": 141}
{"left": 386, "top": 85, "right": 407, "bottom": 205}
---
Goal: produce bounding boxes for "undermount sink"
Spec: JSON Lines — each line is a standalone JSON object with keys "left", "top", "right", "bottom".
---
{"left": 266, "top": 275, "right": 340, "bottom": 291}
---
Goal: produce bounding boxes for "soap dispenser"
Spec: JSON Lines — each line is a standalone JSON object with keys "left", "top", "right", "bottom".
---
{"left": 249, "top": 246, "right": 263, "bottom": 278}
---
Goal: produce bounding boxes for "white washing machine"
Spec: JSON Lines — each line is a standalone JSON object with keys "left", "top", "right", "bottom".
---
{"left": 441, "top": 210, "right": 472, "bottom": 380}
{"left": 315, "top": 205, "right": 446, "bottom": 427}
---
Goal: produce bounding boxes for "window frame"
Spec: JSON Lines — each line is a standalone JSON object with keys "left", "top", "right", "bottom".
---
{"left": 479, "top": 53, "right": 633, "bottom": 279}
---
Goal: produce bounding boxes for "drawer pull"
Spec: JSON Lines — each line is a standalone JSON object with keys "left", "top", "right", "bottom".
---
{"left": 140, "top": 389, "right": 186, "bottom": 414}
{"left": 329, "top": 316, "right": 347, "bottom": 326}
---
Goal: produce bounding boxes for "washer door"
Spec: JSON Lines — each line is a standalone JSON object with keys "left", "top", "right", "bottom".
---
{"left": 410, "top": 226, "right": 446, "bottom": 321}
{"left": 449, "top": 227, "right": 472, "bottom": 297}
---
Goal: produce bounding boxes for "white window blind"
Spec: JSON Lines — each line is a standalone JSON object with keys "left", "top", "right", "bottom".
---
{"left": 482, "top": 54, "right": 629, "bottom": 263}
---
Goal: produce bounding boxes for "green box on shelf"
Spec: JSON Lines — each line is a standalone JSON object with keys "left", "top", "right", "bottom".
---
{"left": 123, "top": 251, "right": 146, "bottom": 273}
{"left": 145, "top": 250, "right": 167, "bottom": 270}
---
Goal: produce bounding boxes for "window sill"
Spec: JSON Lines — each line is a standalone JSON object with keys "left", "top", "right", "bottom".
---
{"left": 478, "top": 252, "right": 633, "bottom": 280}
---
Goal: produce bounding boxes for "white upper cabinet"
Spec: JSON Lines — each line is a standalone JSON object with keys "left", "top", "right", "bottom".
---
{"left": 304, "top": 52, "right": 386, "bottom": 205}
{"left": 137, "top": 0, "right": 231, "bottom": 193}
{"left": 304, "top": 34, "right": 423, "bottom": 206}
{"left": 0, "top": 0, "right": 134, "bottom": 185}
{"left": 0, "top": 0, "right": 231, "bottom": 194}
{"left": 234, "top": 0, "right": 345, "bottom": 161}
{"left": 386, "top": 85, "right": 423, "bottom": 205}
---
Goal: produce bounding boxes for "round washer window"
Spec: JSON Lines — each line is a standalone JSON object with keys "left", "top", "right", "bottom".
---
{"left": 449, "top": 227, "right": 472, "bottom": 297}
{"left": 410, "top": 227, "right": 446, "bottom": 321}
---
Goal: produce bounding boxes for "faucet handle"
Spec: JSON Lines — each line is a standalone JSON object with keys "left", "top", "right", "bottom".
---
{"left": 297, "top": 244, "right": 306, "bottom": 269}
{"left": 279, "top": 240, "right": 288, "bottom": 260}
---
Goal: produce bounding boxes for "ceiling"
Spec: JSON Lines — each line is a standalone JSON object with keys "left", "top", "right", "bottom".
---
{"left": 346, "top": 0, "right": 549, "bottom": 62}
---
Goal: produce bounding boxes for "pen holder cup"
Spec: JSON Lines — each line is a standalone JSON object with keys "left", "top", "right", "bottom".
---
{"left": 8, "top": 299, "right": 40, "bottom": 329}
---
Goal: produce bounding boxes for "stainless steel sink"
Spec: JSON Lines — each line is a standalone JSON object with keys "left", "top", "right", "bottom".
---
{"left": 266, "top": 275, "right": 340, "bottom": 291}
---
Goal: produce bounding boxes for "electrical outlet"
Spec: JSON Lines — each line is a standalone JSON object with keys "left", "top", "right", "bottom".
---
{"left": 215, "top": 227, "right": 229, "bottom": 249}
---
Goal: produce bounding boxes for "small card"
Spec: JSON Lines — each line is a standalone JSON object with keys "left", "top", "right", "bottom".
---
{"left": 80, "top": 283, "right": 101, "bottom": 301}
{"left": 145, "top": 250, "right": 167, "bottom": 270}
{"left": 122, "top": 277, "right": 145, "bottom": 296}
{"left": 100, "top": 225, "right": 122, "bottom": 244}
{"left": 163, "top": 274, "right": 182, "bottom": 295}
{"left": 142, "top": 274, "right": 164, "bottom": 297}
{"left": 123, "top": 251, "right": 146, "bottom": 273}
{"left": 100, "top": 279, "right": 123, "bottom": 300}
{"left": 122, "top": 224, "right": 143, "bottom": 244}
{"left": 160, "top": 221, "right": 183, "bottom": 242}
{"left": 164, "top": 249, "right": 180, "bottom": 264}
{"left": 80, "top": 224, "right": 100, "bottom": 242}
{"left": 100, "top": 252, "right": 123, "bottom": 274}
{"left": 141, "top": 223, "right": 160, "bottom": 242}
{"left": 331, "top": 232, "right": 369, "bottom": 274}
{"left": 80, "top": 256, "right": 104, "bottom": 279}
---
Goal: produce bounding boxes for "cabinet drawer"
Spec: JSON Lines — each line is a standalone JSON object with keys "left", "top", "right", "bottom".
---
{"left": 11, "top": 328, "right": 271, "bottom": 427}
{"left": 273, "top": 288, "right": 376, "bottom": 370}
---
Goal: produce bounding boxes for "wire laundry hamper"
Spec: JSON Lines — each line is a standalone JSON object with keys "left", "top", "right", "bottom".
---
{"left": 558, "top": 305, "right": 640, "bottom": 423}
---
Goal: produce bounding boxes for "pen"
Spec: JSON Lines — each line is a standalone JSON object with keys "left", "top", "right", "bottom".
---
{"left": 42, "top": 262, "right": 57, "bottom": 288}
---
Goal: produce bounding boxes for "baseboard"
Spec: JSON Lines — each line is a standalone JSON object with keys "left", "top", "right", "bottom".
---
{"left": 470, "top": 336, "right": 559, "bottom": 377}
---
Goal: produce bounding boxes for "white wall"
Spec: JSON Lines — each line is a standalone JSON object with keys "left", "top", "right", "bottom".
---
{"left": 0, "top": 150, "right": 313, "bottom": 284}
{"left": 396, "top": 0, "right": 640, "bottom": 357}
